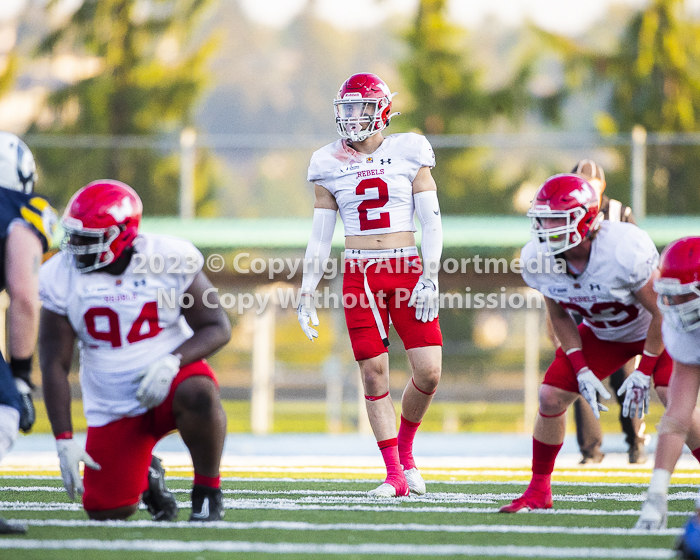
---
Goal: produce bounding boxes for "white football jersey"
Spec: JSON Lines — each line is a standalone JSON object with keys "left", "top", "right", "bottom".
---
{"left": 662, "top": 321, "right": 700, "bottom": 365}
{"left": 307, "top": 133, "right": 435, "bottom": 236}
{"left": 39, "top": 233, "right": 204, "bottom": 427}
{"left": 521, "top": 221, "right": 659, "bottom": 343}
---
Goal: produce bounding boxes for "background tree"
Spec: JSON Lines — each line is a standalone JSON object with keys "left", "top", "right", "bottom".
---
{"left": 30, "top": 0, "right": 221, "bottom": 215}
{"left": 397, "top": 0, "right": 533, "bottom": 214}
{"left": 536, "top": 0, "right": 700, "bottom": 213}
{"left": 0, "top": 50, "right": 17, "bottom": 99}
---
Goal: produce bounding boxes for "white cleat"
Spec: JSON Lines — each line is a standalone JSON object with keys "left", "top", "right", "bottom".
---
{"left": 635, "top": 492, "right": 668, "bottom": 530}
{"left": 404, "top": 468, "right": 426, "bottom": 495}
{"left": 368, "top": 482, "right": 410, "bottom": 498}
{"left": 369, "top": 483, "right": 398, "bottom": 498}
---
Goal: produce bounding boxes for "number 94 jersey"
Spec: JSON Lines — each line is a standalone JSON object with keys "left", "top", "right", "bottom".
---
{"left": 521, "top": 221, "right": 659, "bottom": 343}
{"left": 39, "top": 233, "right": 204, "bottom": 427}
{"left": 307, "top": 133, "right": 435, "bottom": 235}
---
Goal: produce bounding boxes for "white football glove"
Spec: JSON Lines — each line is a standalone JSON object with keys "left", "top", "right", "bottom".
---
{"left": 136, "top": 354, "right": 181, "bottom": 409}
{"left": 297, "top": 293, "right": 319, "bottom": 341}
{"left": 576, "top": 368, "right": 611, "bottom": 419}
{"left": 56, "top": 439, "right": 101, "bottom": 500}
{"left": 617, "top": 370, "right": 651, "bottom": 419}
{"left": 408, "top": 277, "right": 439, "bottom": 323}
{"left": 635, "top": 492, "right": 668, "bottom": 530}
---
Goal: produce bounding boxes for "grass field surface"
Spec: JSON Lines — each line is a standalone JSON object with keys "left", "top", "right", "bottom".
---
{"left": 0, "top": 456, "right": 695, "bottom": 559}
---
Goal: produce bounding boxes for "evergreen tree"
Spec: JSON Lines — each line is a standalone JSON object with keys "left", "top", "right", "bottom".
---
{"left": 30, "top": 0, "right": 220, "bottom": 215}
{"left": 536, "top": 0, "right": 700, "bottom": 213}
{"left": 397, "top": 0, "right": 532, "bottom": 214}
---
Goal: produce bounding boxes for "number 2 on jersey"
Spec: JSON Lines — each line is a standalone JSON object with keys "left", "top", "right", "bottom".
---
{"left": 84, "top": 302, "right": 162, "bottom": 348}
{"left": 356, "top": 178, "right": 390, "bottom": 231}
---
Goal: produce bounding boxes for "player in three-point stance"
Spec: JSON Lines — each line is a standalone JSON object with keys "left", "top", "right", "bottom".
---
{"left": 0, "top": 132, "right": 56, "bottom": 534}
{"left": 499, "top": 173, "right": 700, "bottom": 513}
{"left": 635, "top": 237, "right": 700, "bottom": 531}
{"left": 39, "top": 180, "right": 231, "bottom": 521}
{"left": 565, "top": 160, "right": 648, "bottom": 465}
{"left": 297, "top": 72, "right": 443, "bottom": 497}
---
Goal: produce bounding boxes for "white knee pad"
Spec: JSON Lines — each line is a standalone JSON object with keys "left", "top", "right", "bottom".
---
{"left": 0, "top": 404, "right": 19, "bottom": 462}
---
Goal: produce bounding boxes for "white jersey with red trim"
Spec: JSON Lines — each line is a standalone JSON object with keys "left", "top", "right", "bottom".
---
{"left": 662, "top": 321, "right": 700, "bottom": 365}
{"left": 521, "top": 221, "right": 659, "bottom": 343}
{"left": 39, "top": 233, "right": 204, "bottom": 427}
{"left": 307, "top": 133, "right": 435, "bottom": 236}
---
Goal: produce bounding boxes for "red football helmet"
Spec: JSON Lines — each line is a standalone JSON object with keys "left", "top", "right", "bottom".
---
{"left": 528, "top": 174, "right": 601, "bottom": 255}
{"left": 61, "top": 180, "right": 142, "bottom": 272}
{"left": 334, "top": 73, "right": 399, "bottom": 142}
{"left": 655, "top": 237, "right": 700, "bottom": 331}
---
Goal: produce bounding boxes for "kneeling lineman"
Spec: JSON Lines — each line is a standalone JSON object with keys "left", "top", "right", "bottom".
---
{"left": 39, "top": 180, "right": 231, "bottom": 521}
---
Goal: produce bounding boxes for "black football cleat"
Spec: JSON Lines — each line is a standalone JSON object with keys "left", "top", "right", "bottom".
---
{"left": 0, "top": 517, "right": 27, "bottom": 535}
{"left": 189, "top": 484, "right": 224, "bottom": 522}
{"left": 142, "top": 456, "right": 178, "bottom": 521}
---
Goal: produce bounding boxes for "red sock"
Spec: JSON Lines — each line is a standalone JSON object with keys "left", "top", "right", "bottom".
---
{"left": 532, "top": 438, "right": 563, "bottom": 476}
{"left": 378, "top": 438, "right": 405, "bottom": 488}
{"left": 398, "top": 415, "right": 421, "bottom": 470}
{"left": 194, "top": 472, "right": 221, "bottom": 489}
{"left": 692, "top": 447, "right": 700, "bottom": 464}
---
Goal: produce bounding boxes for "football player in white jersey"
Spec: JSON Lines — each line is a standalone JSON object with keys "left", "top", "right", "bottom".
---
{"left": 297, "top": 73, "right": 443, "bottom": 497}
{"left": 636, "top": 237, "right": 700, "bottom": 530}
{"left": 499, "top": 174, "right": 700, "bottom": 513}
{"left": 39, "top": 180, "right": 231, "bottom": 522}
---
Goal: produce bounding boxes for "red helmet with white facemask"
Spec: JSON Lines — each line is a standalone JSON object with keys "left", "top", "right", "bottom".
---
{"left": 334, "top": 73, "right": 399, "bottom": 142}
{"left": 655, "top": 237, "right": 700, "bottom": 331}
{"left": 527, "top": 174, "right": 601, "bottom": 255}
{"left": 61, "top": 180, "right": 142, "bottom": 273}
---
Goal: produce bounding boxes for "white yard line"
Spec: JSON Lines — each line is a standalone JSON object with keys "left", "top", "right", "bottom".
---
{"left": 1, "top": 486, "right": 696, "bottom": 503}
{"left": 11, "top": 518, "right": 683, "bottom": 537}
{"left": 0, "top": 499, "right": 693, "bottom": 517}
{"left": 0, "top": 539, "right": 677, "bottom": 558}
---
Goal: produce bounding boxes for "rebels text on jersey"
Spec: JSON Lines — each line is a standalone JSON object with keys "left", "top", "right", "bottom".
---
{"left": 39, "top": 233, "right": 204, "bottom": 427}
{"left": 521, "top": 221, "right": 659, "bottom": 343}
{"left": 307, "top": 133, "right": 435, "bottom": 236}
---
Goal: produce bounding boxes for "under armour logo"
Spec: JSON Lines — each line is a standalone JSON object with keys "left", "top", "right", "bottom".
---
{"left": 590, "top": 283, "right": 601, "bottom": 291}
{"left": 107, "top": 197, "right": 134, "bottom": 222}
{"left": 380, "top": 159, "right": 392, "bottom": 165}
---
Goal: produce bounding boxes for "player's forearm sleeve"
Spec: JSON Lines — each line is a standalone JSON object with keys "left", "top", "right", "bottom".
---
{"left": 414, "top": 190, "right": 443, "bottom": 282}
{"left": 300, "top": 208, "right": 337, "bottom": 294}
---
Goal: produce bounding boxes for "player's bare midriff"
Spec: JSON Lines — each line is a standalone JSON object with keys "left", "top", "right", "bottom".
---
{"left": 344, "top": 231, "right": 416, "bottom": 250}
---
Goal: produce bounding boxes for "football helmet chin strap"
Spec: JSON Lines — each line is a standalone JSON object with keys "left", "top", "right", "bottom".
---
{"left": 298, "top": 208, "right": 337, "bottom": 341}
{"left": 410, "top": 191, "right": 442, "bottom": 323}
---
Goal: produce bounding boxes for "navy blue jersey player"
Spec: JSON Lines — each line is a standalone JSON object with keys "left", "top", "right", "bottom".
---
{"left": 0, "top": 132, "right": 55, "bottom": 534}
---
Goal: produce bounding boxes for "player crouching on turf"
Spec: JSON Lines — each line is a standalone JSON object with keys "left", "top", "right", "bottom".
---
{"left": 636, "top": 238, "right": 700, "bottom": 530}
{"left": 298, "top": 73, "right": 443, "bottom": 498}
{"left": 39, "top": 180, "right": 231, "bottom": 522}
{"left": 500, "top": 174, "right": 700, "bottom": 514}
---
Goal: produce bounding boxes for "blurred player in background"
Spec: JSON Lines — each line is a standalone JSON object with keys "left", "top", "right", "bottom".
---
{"left": 546, "top": 160, "right": 647, "bottom": 464}
{"left": 0, "top": 132, "right": 55, "bottom": 534}
{"left": 636, "top": 237, "right": 700, "bottom": 530}
{"left": 39, "top": 180, "right": 231, "bottom": 522}
{"left": 298, "top": 72, "right": 443, "bottom": 497}
{"left": 500, "top": 173, "right": 700, "bottom": 513}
